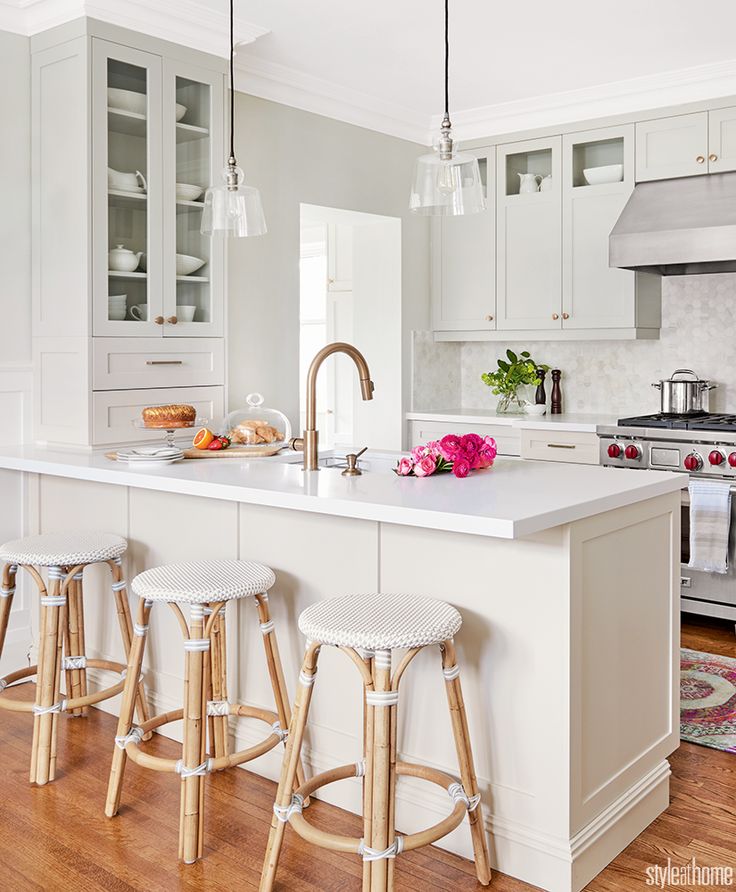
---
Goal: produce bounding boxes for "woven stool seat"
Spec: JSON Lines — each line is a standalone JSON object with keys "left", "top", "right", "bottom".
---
{"left": 0, "top": 531, "right": 127, "bottom": 567}
{"left": 131, "top": 560, "right": 276, "bottom": 604}
{"left": 298, "top": 593, "right": 462, "bottom": 650}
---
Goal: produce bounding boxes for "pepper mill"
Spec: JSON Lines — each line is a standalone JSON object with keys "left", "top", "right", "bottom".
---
{"left": 535, "top": 368, "right": 547, "bottom": 407}
{"left": 550, "top": 369, "right": 562, "bottom": 415}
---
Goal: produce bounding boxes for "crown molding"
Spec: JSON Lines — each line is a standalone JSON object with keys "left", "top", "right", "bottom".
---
{"left": 233, "top": 54, "right": 430, "bottom": 146}
{"left": 437, "top": 59, "right": 736, "bottom": 142}
{"left": 0, "top": 0, "right": 269, "bottom": 56}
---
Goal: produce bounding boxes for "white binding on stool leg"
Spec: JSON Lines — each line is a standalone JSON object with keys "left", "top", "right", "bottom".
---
{"left": 442, "top": 663, "right": 461, "bottom": 681}
{"left": 115, "top": 726, "right": 145, "bottom": 749}
{"left": 183, "top": 638, "right": 210, "bottom": 652}
{"left": 365, "top": 690, "right": 399, "bottom": 707}
{"left": 260, "top": 620, "right": 275, "bottom": 635}
{"left": 447, "top": 781, "right": 481, "bottom": 812}
{"left": 133, "top": 622, "right": 149, "bottom": 637}
{"left": 273, "top": 793, "right": 304, "bottom": 822}
{"left": 62, "top": 655, "right": 87, "bottom": 670}
{"left": 298, "top": 669, "right": 316, "bottom": 687}
{"left": 206, "top": 700, "right": 230, "bottom": 717}
{"left": 175, "top": 759, "right": 213, "bottom": 778}
{"left": 358, "top": 837, "right": 404, "bottom": 861}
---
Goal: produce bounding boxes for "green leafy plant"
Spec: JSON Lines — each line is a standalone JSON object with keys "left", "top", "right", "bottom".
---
{"left": 481, "top": 350, "right": 548, "bottom": 398}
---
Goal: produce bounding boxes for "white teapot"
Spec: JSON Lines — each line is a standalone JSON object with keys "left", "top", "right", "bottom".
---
{"left": 518, "top": 173, "right": 542, "bottom": 194}
{"left": 108, "top": 245, "right": 143, "bottom": 272}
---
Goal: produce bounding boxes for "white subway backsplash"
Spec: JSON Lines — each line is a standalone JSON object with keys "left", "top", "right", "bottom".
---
{"left": 413, "top": 274, "right": 736, "bottom": 416}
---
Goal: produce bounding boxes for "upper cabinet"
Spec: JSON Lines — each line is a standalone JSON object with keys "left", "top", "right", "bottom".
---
{"left": 32, "top": 21, "right": 227, "bottom": 446}
{"left": 92, "top": 41, "right": 224, "bottom": 338}
{"left": 496, "top": 137, "right": 561, "bottom": 331}
{"left": 635, "top": 107, "right": 736, "bottom": 181}
{"left": 431, "top": 146, "right": 495, "bottom": 331}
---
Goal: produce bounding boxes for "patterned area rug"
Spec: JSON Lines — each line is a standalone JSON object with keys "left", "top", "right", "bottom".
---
{"left": 681, "top": 648, "right": 736, "bottom": 753}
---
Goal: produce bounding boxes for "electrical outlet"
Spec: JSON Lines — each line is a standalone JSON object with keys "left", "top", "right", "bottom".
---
{"left": 681, "top": 576, "right": 692, "bottom": 588}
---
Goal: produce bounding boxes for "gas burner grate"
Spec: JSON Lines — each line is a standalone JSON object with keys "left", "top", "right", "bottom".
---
{"left": 617, "top": 412, "right": 713, "bottom": 429}
{"left": 689, "top": 415, "right": 736, "bottom": 431}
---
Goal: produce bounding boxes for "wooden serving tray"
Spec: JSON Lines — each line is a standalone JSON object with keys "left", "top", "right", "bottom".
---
{"left": 182, "top": 445, "right": 283, "bottom": 459}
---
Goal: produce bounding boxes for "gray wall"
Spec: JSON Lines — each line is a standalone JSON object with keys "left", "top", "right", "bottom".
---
{"left": 228, "top": 93, "right": 428, "bottom": 431}
{"left": 0, "top": 30, "right": 31, "bottom": 364}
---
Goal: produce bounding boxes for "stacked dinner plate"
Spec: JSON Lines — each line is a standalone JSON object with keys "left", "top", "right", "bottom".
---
{"left": 116, "top": 445, "right": 184, "bottom": 465}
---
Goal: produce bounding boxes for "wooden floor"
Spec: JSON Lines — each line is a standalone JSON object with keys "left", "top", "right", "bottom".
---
{"left": 1, "top": 617, "right": 734, "bottom": 891}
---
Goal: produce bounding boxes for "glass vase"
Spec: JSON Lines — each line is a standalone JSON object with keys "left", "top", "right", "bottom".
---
{"left": 496, "top": 388, "right": 531, "bottom": 415}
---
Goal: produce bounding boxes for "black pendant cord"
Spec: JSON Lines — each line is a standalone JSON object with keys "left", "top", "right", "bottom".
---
{"left": 444, "top": 0, "right": 449, "bottom": 120}
{"left": 229, "top": 0, "right": 236, "bottom": 164}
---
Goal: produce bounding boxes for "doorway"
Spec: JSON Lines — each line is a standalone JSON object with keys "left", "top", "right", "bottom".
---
{"left": 299, "top": 204, "right": 402, "bottom": 451}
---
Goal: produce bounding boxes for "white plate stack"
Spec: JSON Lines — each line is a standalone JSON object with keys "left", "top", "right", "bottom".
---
{"left": 116, "top": 445, "right": 184, "bottom": 465}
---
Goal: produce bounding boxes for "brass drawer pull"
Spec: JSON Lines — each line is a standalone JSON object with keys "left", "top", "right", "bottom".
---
{"left": 146, "top": 360, "right": 184, "bottom": 365}
{"left": 547, "top": 443, "right": 576, "bottom": 449}
{"left": 696, "top": 155, "right": 705, "bottom": 163}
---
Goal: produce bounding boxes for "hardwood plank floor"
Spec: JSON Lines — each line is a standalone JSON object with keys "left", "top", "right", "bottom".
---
{"left": 0, "top": 617, "right": 734, "bottom": 891}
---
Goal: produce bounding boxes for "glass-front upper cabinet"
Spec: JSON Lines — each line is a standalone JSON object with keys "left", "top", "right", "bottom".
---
{"left": 92, "top": 44, "right": 223, "bottom": 338}
{"left": 93, "top": 41, "right": 163, "bottom": 336}
{"left": 163, "top": 60, "right": 224, "bottom": 337}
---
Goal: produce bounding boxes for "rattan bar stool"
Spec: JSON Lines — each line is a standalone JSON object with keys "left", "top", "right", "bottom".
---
{"left": 261, "top": 593, "right": 492, "bottom": 892}
{"left": 106, "top": 559, "right": 305, "bottom": 865}
{"left": 0, "top": 531, "right": 149, "bottom": 786}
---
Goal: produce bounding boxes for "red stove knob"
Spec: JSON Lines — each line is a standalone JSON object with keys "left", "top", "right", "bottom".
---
{"left": 709, "top": 450, "right": 725, "bottom": 466}
{"left": 624, "top": 444, "right": 640, "bottom": 460}
{"left": 729, "top": 453, "right": 736, "bottom": 468}
{"left": 607, "top": 443, "right": 622, "bottom": 458}
{"left": 684, "top": 453, "right": 702, "bottom": 472}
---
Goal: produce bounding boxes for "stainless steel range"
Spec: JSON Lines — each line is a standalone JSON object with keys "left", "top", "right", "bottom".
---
{"left": 598, "top": 412, "right": 736, "bottom": 622}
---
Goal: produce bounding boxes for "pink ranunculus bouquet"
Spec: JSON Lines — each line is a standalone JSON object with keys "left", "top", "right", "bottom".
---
{"left": 395, "top": 433, "right": 497, "bottom": 478}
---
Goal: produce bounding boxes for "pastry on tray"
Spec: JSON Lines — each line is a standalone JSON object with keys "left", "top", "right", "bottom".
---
{"left": 228, "top": 419, "right": 282, "bottom": 445}
{"left": 141, "top": 404, "right": 197, "bottom": 429}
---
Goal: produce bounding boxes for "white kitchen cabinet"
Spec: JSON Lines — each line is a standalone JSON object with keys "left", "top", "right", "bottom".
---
{"left": 32, "top": 19, "right": 227, "bottom": 445}
{"left": 562, "top": 125, "right": 661, "bottom": 332}
{"left": 520, "top": 428, "right": 599, "bottom": 465}
{"left": 407, "top": 419, "right": 521, "bottom": 456}
{"left": 707, "top": 106, "right": 736, "bottom": 174}
{"left": 496, "top": 137, "right": 562, "bottom": 331}
{"left": 431, "top": 146, "right": 496, "bottom": 331}
{"left": 635, "top": 113, "right": 709, "bottom": 181}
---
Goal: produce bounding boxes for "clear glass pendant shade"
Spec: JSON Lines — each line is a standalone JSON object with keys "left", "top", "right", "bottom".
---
{"left": 200, "top": 165, "right": 267, "bottom": 237}
{"left": 409, "top": 144, "right": 486, "bottom": 216}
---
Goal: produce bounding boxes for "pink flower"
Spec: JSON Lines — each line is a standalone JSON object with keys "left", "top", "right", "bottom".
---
{"left": 461, "top": 433, "right": 483, "bottom": 453}
{"left": 439, "top": 434, "right": 463, "bottom": 461}
{"left": 477, "top": 437, "right": 497, "bottom": 469}
{"left": 411, "top": 445, "right": 427, "bottom": 463}
{"left": 452, "top": 457, "right": 471, "bottom": 478}
{"left": 414, "top": 455, "right": 437, "bottom": 477}
{"left": 396, "top": 457, "right": 414, "bottom": 476}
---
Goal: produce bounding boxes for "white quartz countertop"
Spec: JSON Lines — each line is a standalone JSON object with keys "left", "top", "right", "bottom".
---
{"left": 406, "top": 409, "right": 619, "bottom": 433}
{"left": 0, "top": 444, "right": 686, "bottom": 540}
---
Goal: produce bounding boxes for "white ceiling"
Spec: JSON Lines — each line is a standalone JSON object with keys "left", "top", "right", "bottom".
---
{"left": 5, "top": 0, "right": 736, "bottom": 143}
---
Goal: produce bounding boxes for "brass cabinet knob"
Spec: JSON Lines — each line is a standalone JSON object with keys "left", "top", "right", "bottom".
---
{"left": 166, "top": 316, "right": 178, "bottom": 325}
{"left": 709, "top": 153, "right": 718, "bottom": 162}
{"left": 484, "top": 314, "right": 494, "bottom": 322}
{"left": 696, "top": 155, "right": 705, "bottom": 163}
{"left": 552, "top": 313, "right": 560, "bottom": 320}
{"left": 154, "top": 316, "right": 164, "bottom": 325}
{"left": 562, "top": 312, "right": 570, "bottom": 320}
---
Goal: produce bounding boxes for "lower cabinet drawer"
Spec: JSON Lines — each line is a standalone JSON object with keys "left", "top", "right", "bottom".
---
{"left": 408, "top": 420, "right": 521, "bottom": 456}
{"left": 93, "top": 338, "right": 225, "bottom": 390}
{"left": 92, "top": 386, "right": 225, "bottom": 446}
{"left": 520, "top": 429, "right": 599, "bottom": 465}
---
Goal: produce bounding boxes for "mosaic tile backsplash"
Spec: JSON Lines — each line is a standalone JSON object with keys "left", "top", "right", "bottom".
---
{"left": 413, "top": 274, "right": 736, "bottom": 417}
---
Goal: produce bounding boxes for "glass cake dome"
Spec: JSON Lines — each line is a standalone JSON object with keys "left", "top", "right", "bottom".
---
{"left": 224, "top": 393, "right": 292, "bottom": 456}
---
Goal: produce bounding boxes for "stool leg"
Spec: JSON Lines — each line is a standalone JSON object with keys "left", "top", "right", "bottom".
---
{"left": 105, "top": 597, "right": 151, "bottom": 818}
{"left": 0, "top": 563, "right": 17, "bottom": 658}
{"left": 208, "top": 604, "right": 228, "bottom": 759}
{"left": 441, "top": 640, "right": 491, "bottom": 886}
{"left": 361, "top": 652, "right": 375, "bottom": 892}
{"left": 31, "top": 568, "right": 65, "bottom": 786}
{"left": 64, "top": 571, "right": 85, "bottom": 717}
{"left": 260, "top": 642, "right": 321, "bottom": 892}
{"left": 180, "top": 604, "right": 208, "bottom": 864}
{"left": 254, "top": 593, "right": 307, "bottom": 793}
{"left": 369, "top": 649, "right": 392, "bottom": 892}
{"left": 109, "top": 560, "right": 150, "bottom": 730}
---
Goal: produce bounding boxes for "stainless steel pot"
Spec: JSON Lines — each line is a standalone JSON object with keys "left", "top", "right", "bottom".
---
{"left": 651, "top": 368, "right": 716, "bottom": 414}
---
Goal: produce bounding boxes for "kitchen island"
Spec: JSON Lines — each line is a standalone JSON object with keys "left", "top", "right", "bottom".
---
{"left": 0, "top": 446, "right": 685, "bottom": 892}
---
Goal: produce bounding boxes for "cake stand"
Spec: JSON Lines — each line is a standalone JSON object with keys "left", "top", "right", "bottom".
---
{"left": 132, "top": 418, "right": 209, "bottom": 449}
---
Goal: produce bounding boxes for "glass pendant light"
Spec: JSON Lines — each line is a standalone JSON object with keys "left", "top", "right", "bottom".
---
{"left": 201, "top": 0, "right": 266, "bottom": 237}
{"left": 409, "top": 0, "right": 485, "bottom": 216}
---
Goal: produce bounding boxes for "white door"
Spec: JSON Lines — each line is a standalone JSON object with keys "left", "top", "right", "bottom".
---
{"left": 496, "top": 136, "right": 562, "bottom": 331}
{"left": 432, "top": 146, "right": 495, "bottom": 332}
{"left": 325, "top": 290, "right": 355, "bottom": 445}
{"left": 562, "top": 125, "right": 637, "bottom": 329}
{"left": 635, "top": 113, "right": 708, "bottom": 182}
{"left": 708, "top": 106, "right": 736, "bottom": 174}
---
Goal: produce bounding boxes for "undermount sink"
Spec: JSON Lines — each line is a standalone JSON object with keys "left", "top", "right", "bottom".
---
{"left": 271, "top": 449, "right": 399, "bottom": 473}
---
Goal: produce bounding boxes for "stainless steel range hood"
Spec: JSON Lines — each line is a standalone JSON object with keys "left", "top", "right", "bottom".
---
{"left": 609, "top": 172, "right": 736, "bottom": 275}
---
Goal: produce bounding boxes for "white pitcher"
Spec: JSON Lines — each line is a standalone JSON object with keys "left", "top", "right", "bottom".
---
{"left": 539, "top": 175, "right": 553, "bottom": 192}
{"left": 518, "top": 173, "right": 542, "bottom": 194}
